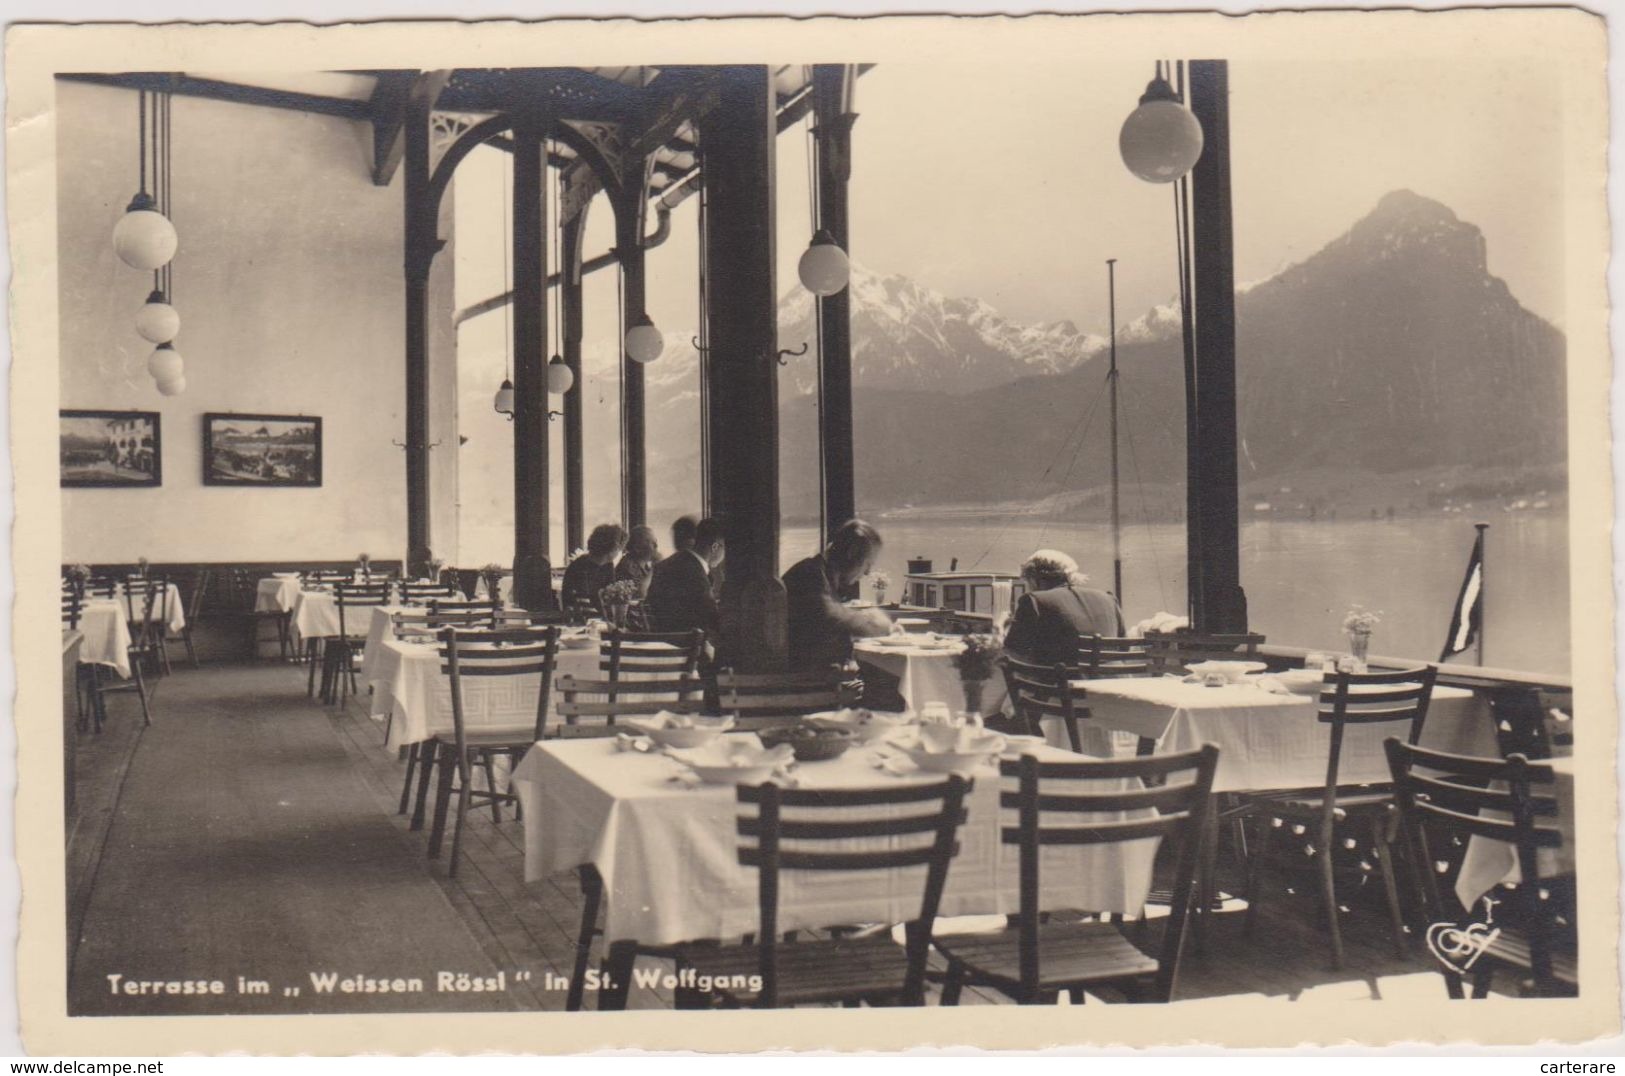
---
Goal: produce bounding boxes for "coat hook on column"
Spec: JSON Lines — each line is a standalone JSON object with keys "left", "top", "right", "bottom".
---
{"left": 391, "top": 439, "right": 443, "bottom": 450}
{"left": 690, "top": 337, "right": 810, "bottom": 366}
{"left": 548, "top": 410, "right": 564, "bottom": 423}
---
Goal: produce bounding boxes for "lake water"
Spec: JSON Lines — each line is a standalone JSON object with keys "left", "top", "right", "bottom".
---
{"left": 782, "top": 513, "right": 1571, "bottom": 677}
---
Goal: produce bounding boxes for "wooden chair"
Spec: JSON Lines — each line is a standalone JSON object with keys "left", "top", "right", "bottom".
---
{"left": 306, "top": 568, "right": 351, "bottom": 586}
{"left": 934, "top": 746, "right": 1219, "bottom": 1005}
{"left": 62, "top": 588, "right": 89, "bottom": 732}
{"left": 1000, "top": 655, "right": 1086, "bottom": 751}
{"left": 1144, "top": 631, "right": 1267, "bottom": 674}
{"left": 123, "top": 578, "right": 173, "bottom": 677}
{"left": 399, "top": 581, "right": 460, "bottom": 605}
{"left": 422, "top": 626, "right": 560, "bottom": 878}
{"left": 61, "top": 587, "right": 84, "bottom": 632}
{"left": 673, "top": 775, "right": 972, "bottom": 1008}
{"left": 1385, "top": 739, "right": 1573, "bottom": 997}
{"left": 1232, "top": 664, "right": 1438, "bottom": 968}
{"left": 1076, "top": 635, "right": 1154, "bottom": 680}
{"left": 427, "top": 598, "right": 502, "bottom": 631}
{"left": 709, "top": 667, "right": 860, "bottom": 729}
{"left": 553, "top": 673, "right": 706, "bottom": 735}
{"left": 321, "top": 582, "right": 391, "bottom": 703}
{"left": 85, "top": 580, "right": 156, "bottom": 732}
{"left": 176, "top": 569, "right": 208, "bottom": 668}
{"left": 231, "top": 568, "right": 292, "bottom": 662}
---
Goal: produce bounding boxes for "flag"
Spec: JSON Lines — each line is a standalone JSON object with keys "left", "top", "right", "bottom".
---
{"left": 1439, "top": 528, "right": 1485, "bottom": 662}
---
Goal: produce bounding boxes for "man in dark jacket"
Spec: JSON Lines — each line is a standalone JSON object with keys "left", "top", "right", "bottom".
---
{"left": 646, "top": 516, "right": 725, "bottom": 636}
{"left": 1002, "top": 548, "right": 1125, "bottom": 666}
{"left": 782, "top": 519, "right": 894, "bottom": 670}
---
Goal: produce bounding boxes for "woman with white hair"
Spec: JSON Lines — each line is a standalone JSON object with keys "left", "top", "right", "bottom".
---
{"left": 1002, "top": 549, "right": 1124, "bottom": 666}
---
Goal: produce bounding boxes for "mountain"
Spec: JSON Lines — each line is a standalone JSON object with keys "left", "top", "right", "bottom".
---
{"left": 623, "top": 189, "right": 1565, "bottom": 521}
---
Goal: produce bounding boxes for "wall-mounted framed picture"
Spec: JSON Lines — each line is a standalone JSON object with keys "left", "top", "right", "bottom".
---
{"left": 60, "top": 410, "right": 162, "bottom": 488}
{"left": 202, "top": 412, "right": 322, "bottom": 487}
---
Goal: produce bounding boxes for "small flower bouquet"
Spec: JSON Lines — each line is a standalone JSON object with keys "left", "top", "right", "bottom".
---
{"left": 480, "top": 562, "right": 505, "bottom": 599}
{"left": 66, "top": 563, "right": 92, "bottom": 596}
{"left": 136, "top": 556, "right": 150, "bottom": 579}
{"left": 357, "top": 552, "right": 372, "bottom": 580}
{"left": 425, "top": 555, "right": 445, "bottom": 582}
{"left": 1342, "top": 606, "right": 1381, "bottom": 635}
{"left": 599, "top": 579, "right": 641, "bottom": 627}
{"left": 952, "top": 633, "right": 1003, "bottom": 682}
{"left": 869, "top": 569, "right": 892, "bottom": 604}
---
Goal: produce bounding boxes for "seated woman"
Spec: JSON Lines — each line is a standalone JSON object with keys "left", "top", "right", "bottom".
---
{"left": 561, "top": 522, "right": 627, "bottom": 614}
{"left": 1002, "top": 549, "right": 1124, "bottom": 667}
{"left": 615, "top": 525, "right": 660, "bottom": 600}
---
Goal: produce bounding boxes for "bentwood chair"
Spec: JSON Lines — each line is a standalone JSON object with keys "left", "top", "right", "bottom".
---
{"left": 1233, "top": 664, "right": 1438, "bottom": 968}
{"left": 1076, "top": 636, "right": 1155, "bottom": 680}
{"left": 123, "top": 577, "right": 173, "bottom": 678}
{"left": 671, "top": 775, "right": 971, "bottom": 1008}
{"left": 600, "top": 628, "right": 706, "bottom": 689}
{"left": 427, "top": 598, "right": 502, "bottom": 631}
{"left": 1385, "top": 739, "right": 1574, "bottom": 997}
{"left": 934, "top": 746, "right": 1218, "bottom": 1005}
{"left": 421, "top": 625, "right": 561, "bottom": 878}
{"left": 1001, "top": 655, "right": 1087, "bottom": 751}
{"left": 176, "top": 569, "right": 208, "bottom": 668}
{"left": 322, "top": 582, "right": 391, "bottom": 703}
{"left": 399, "top": 581, "right": 461, "bottom": 606}
{"left": 1144, "top": 631, "right": 1267, "bottom": 675}
{"left": 709, "top": 667, "right": 861, "bottom": 730}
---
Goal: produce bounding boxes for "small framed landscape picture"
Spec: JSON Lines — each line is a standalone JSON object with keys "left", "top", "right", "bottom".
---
{"left": 60, "top": 410, "right": 162, "bottom": 488}
{"left": 202, "top": 412, "right": 322, "bottom": 487}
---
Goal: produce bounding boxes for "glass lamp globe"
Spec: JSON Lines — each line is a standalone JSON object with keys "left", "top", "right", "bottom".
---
{"left": 112, "top": 193, "right": 178, "bottom": 271}
{"left": 147, "top": 342, "right": 184, "bottom": 383}
{"left": 1119, "top": 76, "right": 1204, "bottom": 184}
{"left": 797, "top": 229, "right": 850, "bottom": 296}
{"left": 493, "top": 378, "right": 515, "bottom": 416}
{"left": 546, "top": 355, "right": 575, "bottom": 394}
{"left": 135, "top": 290, "right": 180, "bottom": 344}
{"left": 625, "top": 316, "right": 664, "bottom": 365}
{"left": 155, "top": 372, "right": 186, "bottom": 397}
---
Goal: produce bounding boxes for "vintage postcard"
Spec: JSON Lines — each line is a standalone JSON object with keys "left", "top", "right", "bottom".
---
{"left": 4, "top": 8, "right": 1615, "bottom": 1055}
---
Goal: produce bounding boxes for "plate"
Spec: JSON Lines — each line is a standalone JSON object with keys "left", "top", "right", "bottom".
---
{"left": 623, "top": 713, "right": 734, "bottom": 749}
{"left": 868, "top": 635, "right": 917, "bottom": 648}
{"left": 998, "top": 734, "right": 1047, "bottom": 758}
{"left": 1185, "top": 660, "right": 1267, "bottom": 683}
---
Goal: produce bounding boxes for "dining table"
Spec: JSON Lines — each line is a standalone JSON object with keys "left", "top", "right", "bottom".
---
{"left": 510, "top": 733, "right": 1162, "bottom": 1008}
{"left": 362, "top": 610, "right": 621, "bottom": 750}
{"left": 853, "top": 635, "right": 1009, "bottom": 718}
{"left": 1052, "top": 674, "right": 1493, "bottom": 794}
{"left": 70, "top": 584, "right": 187, "bottom": 678}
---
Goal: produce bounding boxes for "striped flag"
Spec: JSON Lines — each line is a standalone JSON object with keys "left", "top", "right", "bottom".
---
{"left": 1439, "top": 527, "right": 1485, "bottom": 662}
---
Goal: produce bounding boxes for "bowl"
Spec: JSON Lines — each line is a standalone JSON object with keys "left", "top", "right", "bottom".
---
{"left": 558, "top": 633, "right": 596, "bottom": 650}
{"left": 622, "top": 713, "right": 734, "bottom": 749}
{"left": 805, "top": 708, "right": 913, "bottom": 745}
{"left": 670, "top": 740, "right": 794, "bottom": 785}
{"left": 1274, "top": 668, "right": 1324, "bottom": 695}
{"left": 759, "top": 724, "right": 854, "bottom": 762}
{"left": 998, "top": 734, "right": 1047, "bottom": 758}
{"left": 685, "top": 761, "right": 782, "bottom": 785}
{"left": 903, "top": 741, "right": 1005, "bottom": 775}
{"left": 1185, "top": 660, "right": 1267, "bottom": 684}
{"left": 895, "top": 617, "right": 932, "bottom": 634}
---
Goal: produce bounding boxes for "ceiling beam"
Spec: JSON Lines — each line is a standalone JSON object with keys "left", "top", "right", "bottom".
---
{"left": 57, "top": 72, "right": 372, "bottom": 121}
{"left": 368, "top": 70, "right": 426, "bottom": 187}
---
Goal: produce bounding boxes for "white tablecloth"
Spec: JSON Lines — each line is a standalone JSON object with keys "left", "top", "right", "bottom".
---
{"left": 74, "top": 600, "right": 132, "bottom": 678}
{"left": 93, "top": 583, "right": 185, "bottom": 635}
{"left": 365, "top": 632, "right": 606, "bottom": 750}
{"left": 1053, "top": 676, "right": 1491, "bottom": 793}
{"left": 291, "top": 590, "right": 344, "bottom": 641}
{"left": 512, "top": 736, "right": 1160, "bottom": 946}
{"left": 854, "top": 638, "right": 1010, "bottom": 717}
{"left": 1454, "top": 756, "right": 1576, "bottom": 909}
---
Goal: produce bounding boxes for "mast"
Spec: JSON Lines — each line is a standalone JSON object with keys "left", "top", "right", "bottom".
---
{"left": 1107, "top": 258, "right": 1123, "bottom": 608}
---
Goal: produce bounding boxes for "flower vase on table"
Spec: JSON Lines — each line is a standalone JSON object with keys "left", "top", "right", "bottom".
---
{"left": 1345, "top": 630, "right": 1371, "bottom": 672}
{"left": 951, "top": 633, "right": 1003, "bottom": 720}
{"left": 1340, "top": 606, "right": 1381, "bottom": 673}
{"left": 960, "top": 676, "right": 988, "bottom": 719}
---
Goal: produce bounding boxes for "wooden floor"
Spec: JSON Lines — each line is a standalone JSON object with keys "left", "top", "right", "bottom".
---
{"left": 67, "top": 658, "right": 1485, "bottom": 1015}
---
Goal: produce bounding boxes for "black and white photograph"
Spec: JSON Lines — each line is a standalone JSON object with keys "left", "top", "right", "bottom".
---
{"left": 8, "top": 7, "right": 1615, "bottom": 1057}
{"left": 202, "top": 412, "right": 322, "bottom": 486}
{"left": 58, "top": 409, "right": 160, "bottom": 487}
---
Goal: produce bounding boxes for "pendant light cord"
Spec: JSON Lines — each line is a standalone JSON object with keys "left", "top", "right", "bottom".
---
{"left": 805, "top": 68, "right": 829, "bottom": 543}
{"left": 501, "top": 151, "right": 511, "bottom": 383}
{"left": 137, "top": 90, "right": 147, "bottom": 196}
{"left": 696, "top": 153, "right": 711, "bottom": 514}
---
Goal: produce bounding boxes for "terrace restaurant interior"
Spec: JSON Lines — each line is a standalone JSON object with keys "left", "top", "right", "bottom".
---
{"left": 54, "top": 62, "right": 1578, "bottom": 1015}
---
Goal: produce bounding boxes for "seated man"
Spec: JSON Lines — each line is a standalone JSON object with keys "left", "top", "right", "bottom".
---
{"left": 782, "top": 519, "right": 894, "bottom": 671}
{"left": 1002, "top": 548, "right": 1124, "bottom": 666}
{"left": 560, "top": 522, "right": 626, "bottom": 614}
{"left": 646, "top": 516, "right": 724, "bottom": 636}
